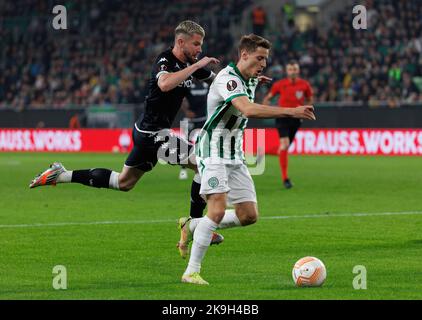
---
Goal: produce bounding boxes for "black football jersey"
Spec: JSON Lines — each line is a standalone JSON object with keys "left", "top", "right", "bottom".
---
{"left": 185, "top": 79, "right": 209, "bottom": 119}
{"left": 136, "top": 48, "right": 212, "bottom": 131}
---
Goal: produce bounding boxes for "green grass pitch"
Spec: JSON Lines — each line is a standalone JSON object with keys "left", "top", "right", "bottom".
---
{"left": 0, "top": 152, "right": 421, "bottom": 299}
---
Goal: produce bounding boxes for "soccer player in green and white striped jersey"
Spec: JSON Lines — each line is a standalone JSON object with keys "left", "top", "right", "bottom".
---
{"left": 178, "top": 34, "right": 316, "bottom": 285}
{"left": 195, "top": 62, "right": 258, "bottom": 163}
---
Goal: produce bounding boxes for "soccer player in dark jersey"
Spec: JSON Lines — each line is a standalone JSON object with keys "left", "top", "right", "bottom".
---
{"left": 29, "top": 21, "right": 223, "bottom": 244}
{"left": 179, "top": 78, "right": 209, "bottom": 180}
{"left": 263, "top": 60, "right": 313, "bottom": 189}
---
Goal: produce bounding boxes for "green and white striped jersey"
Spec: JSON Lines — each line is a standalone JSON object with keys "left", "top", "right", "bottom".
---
{"left": 196, "top": 62, "right": 258, "bottom": 164}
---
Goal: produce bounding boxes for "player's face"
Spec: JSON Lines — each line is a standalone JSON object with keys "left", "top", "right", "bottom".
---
{"left": 242, "top": 47, "right": 269, "bottom": 78}
{"left": 286, "top": 64, "right": 300, "bottom": 79}
{"left": 182, "top": 33, "right": 204, "bottom": 64}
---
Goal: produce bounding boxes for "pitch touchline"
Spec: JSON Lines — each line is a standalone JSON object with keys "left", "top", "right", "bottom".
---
{"left": 1, "top": 211, "right": 422, "bottom": 229}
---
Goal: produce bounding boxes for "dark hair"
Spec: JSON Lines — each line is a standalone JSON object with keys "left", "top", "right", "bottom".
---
{"left": 287, "top": 60, "right": 299, "bottom": 66}
{"left": 238, "top": 34, "right": 271, "bottom": 56}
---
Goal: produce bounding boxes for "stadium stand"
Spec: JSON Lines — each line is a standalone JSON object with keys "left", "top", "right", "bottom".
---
{"left": 0, "top": 0, "right": 251, "bottom": 109}
{"left": 268, "top": 0, "right": 422, "bottom": 105}
{"left": 0, "top": 0, "right": 421, "bottom": 110}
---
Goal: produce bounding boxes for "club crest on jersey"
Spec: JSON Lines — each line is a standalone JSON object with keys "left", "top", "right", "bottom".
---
{"left": 208, "top": 177, "right": 219, "bottom": 189}
{"left": 160, "top": 64, "right": 167, "bottom": 71}
{"left": 296, "top": 91, "right": 303, "bottom": 99}
{"left": 227, "top": 80, "right": 237, "bottom": 91}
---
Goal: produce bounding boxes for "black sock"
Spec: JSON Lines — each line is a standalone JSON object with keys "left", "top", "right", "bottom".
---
{"left": 71, "top": 168, "right": 112, "bottom": 188}
{"left": 190, "top": 180, "right": 207, "bottom": 218}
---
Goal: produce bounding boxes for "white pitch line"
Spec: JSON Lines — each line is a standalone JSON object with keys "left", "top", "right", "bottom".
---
{"left": 1, "top": 210, "right": 422, "bottom": 229}
{"left": 262, "top": 210, "right": 422, "bottom": 220}
{"left": 0, "top": 218, "right": 175, "bottom": 229}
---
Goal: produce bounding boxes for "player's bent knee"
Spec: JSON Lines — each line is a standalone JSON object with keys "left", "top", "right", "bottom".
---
{"left": 208, "top": 206, "right": 227, "bottom": 222}
{"left": 118, "top": 167, "right": 144, "bottom": 191}
{"left": 207, "top": 193, "right": 227, "bottom": 223}
{"left": 208, "top": 211, "right": 226, "bottom": 224}
{"left": 236, "top": 206, "right": 259, "bottom": 226}
{"left": 244, "top": 212, "right": 258, "bottom": 225}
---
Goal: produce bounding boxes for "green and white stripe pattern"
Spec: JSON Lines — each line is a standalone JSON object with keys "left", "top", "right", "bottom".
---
{"left": 196, "top": 62, "right": 258, "bottom": 163}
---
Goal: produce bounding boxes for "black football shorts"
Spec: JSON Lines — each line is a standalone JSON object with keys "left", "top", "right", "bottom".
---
{"left": 276, "top": 118, "right": 302, "bottom": 142}
{"left": 124, "top": 126, "right": 194, "bottom": 172}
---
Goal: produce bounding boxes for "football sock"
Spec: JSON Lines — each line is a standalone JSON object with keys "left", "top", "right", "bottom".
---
{"left": 189, "top": 173, "right": 206, "bottom": 218}
{"left": 69, "top": 169, "right": 120, "bottom": 190}
{"left": 189, "top": 217, "right": 200, "bottom": 233}
{"left": 109, "top": 171, "right": 120, "bottom": 189}
{"left": 189, "top": 209, "right": 241, "bottom": 233}
{"left": 217, "top": 210, "right": 242, "bottom": 229}
{"left": 279, "top": 150, "right": 288, "bottom": 181}
{"left": 184, "top": 216, "right": 217, "bottom": 275}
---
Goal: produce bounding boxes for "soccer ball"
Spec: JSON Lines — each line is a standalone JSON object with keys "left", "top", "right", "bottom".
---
{"left": 292, "top": 256, "right": 326, "bottom": 287}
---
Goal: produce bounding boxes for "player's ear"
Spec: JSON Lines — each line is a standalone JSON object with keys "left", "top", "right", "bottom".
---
{"left": 240, "top": 49, "right": 249, "bottom": 61}
{"left": 175, "top": 35, "right": 184, "bottom": 47}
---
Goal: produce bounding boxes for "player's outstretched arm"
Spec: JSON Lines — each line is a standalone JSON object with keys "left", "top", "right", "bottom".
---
{"left": 231, "top": 95, "right": 316, "bottom": 120}
{"left": 158, "top": 56, "right": 219, "bottom": 92}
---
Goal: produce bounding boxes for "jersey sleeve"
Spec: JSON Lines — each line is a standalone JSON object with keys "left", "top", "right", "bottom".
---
{"left": 216, "top": 73, "right": 248, "bottom": 103}
{"left": 153, "top": 53, "right": 172, "bottom": 81}
{"left": 304, "top": 81, "right": 313, "bottom": 98}
{"left": 192, "top": 68, "right": 213, "bottom": 81}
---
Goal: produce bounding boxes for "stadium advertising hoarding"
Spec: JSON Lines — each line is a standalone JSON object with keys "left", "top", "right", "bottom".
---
{"left": 282, "top": 129, "right": 422, "bottom": 156}
{"left": 1, "top": 128, "right": 422, "bottom": 156}
{"left": 0, "top": 129, "right": 133, "bottom": 153}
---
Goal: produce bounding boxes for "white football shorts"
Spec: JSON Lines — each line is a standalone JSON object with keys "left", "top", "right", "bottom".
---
{"left": 198, "top": 159, "right": 257, "bottom": 205}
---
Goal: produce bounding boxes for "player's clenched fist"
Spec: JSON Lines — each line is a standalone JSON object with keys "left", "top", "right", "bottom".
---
{"left": 293, "top": 105, "right": 316, "bottom": 120}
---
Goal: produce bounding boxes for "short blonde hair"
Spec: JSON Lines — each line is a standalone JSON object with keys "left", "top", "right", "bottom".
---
{"left": 175, "top": 20, "right": 205, "bottom": 38}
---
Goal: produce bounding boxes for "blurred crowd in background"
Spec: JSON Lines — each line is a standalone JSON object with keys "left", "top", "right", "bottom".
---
{"left": 267, "top": 0, "right": 422, "bottom": 107}
{"left": 0, "top": 0, "right": 421, "bottom": 110}
{"left": 0, "top": 0, "right": 249, "bottom": 109}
